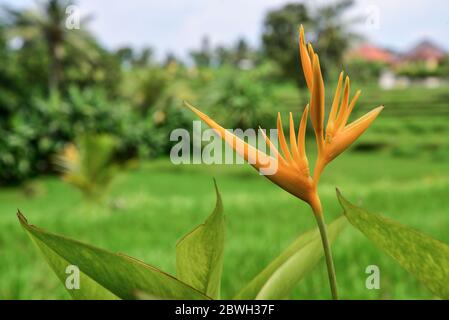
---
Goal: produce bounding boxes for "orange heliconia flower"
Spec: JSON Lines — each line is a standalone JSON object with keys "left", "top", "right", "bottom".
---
{"left": 185, "top": 25, "right": 383, "bottom": 216}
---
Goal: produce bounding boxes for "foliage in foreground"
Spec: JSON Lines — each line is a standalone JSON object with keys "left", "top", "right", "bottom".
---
{"left": 18, "top": 181, "right": 346, "bottom": 300}
{"left": 17, "top": 185, "right": 449, "bottom": 299}
{"left": 338, "top": 191, "right": 449, "bottom": 299}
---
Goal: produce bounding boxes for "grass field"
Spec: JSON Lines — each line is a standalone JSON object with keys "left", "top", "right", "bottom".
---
{"left": 1, "top": 148, "right": 448, "bottom": 299}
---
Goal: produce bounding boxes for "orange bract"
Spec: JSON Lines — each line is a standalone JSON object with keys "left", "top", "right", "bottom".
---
{"left": 185, "top": 102, "right": 317, "bottom": 206}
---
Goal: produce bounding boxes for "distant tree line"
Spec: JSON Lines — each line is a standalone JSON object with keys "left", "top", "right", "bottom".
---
{"left": 0, "top": 0, "right": 361, "bottom": 184}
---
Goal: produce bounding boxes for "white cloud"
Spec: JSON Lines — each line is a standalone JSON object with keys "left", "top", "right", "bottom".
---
{"left": 79, "top": 0, "right": 289, "bottom": 58}
{"left": 350, "top": 0, "right": 449, "bottom": 50}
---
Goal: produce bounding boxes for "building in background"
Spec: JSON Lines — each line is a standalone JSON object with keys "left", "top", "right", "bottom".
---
{"left": 401, "top": 40, "right": 447, "bottom": 69}
{"left": 349, "top": 39, "right": 448, "bottom": 89}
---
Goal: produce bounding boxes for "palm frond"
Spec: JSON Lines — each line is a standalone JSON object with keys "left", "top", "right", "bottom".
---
{"left": 54, "top": 134, "right": 119, "bottom": 200}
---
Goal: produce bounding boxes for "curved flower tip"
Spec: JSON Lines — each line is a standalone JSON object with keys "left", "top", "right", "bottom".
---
{"left": 184, "top": 101, "right": 316, "bottom": 205}
{"left": 313, "top": 102, "right": 384, "bottom": 182}
{"left": 184, "top": 101, "right": 272, "bottom": 171}
{"left": 299, "top": 25, "right": 313, "bottom": 90}
{"left": 328, "top": 105, "right": 384, "bottom": 160}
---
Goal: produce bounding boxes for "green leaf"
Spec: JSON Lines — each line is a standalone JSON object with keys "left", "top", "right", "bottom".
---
{"left": 176, "top": 179, "right": 225, "bottom": 299}
{"left": 30, "top": 234, "right": 119, "bottom": 300}
{"left": 337, "top": 190, "right": 449, "bottom": 299}
{"left": 235, "top": 215, "right": 347, "bottom": 300}
{"left": 18, "top": 212, "right": 210, "bottom": 300}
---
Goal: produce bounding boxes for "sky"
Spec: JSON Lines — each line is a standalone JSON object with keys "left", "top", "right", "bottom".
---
{"left": 2, "top": 0, "right": 449, "bottom": 60}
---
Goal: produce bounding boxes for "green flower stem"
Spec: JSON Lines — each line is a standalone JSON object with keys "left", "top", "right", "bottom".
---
{"left": 315, "top": 212, "right": 339, "bottom": 300}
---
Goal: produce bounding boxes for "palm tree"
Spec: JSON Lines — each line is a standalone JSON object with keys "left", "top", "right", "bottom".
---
{"left": 2, "top": 0, "right": 93, "bottom": 93}
{"left": 54, "top": 134, "right": 119, "bottom": 200}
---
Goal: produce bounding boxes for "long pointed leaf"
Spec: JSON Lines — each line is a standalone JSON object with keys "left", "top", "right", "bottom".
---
{"left": 176, "top": 179, "right": 225, "bottom": 299}
{"left": 18, "top": 212, "right": 210, "bottom": 300}
{"left": 235, "top": 216, "right": 347, "bottom": 299}
{"left": 337, "top": 190, "right": 449, "bottom": 299}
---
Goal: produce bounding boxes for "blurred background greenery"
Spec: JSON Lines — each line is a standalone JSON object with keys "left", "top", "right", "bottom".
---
{"left": 0, "top": 0, "right": 448, "bottom": 299}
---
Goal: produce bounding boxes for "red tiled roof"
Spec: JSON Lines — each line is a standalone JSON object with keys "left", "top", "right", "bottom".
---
{"left": 352, "top": 44, "right": 395, "bottom": 64}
